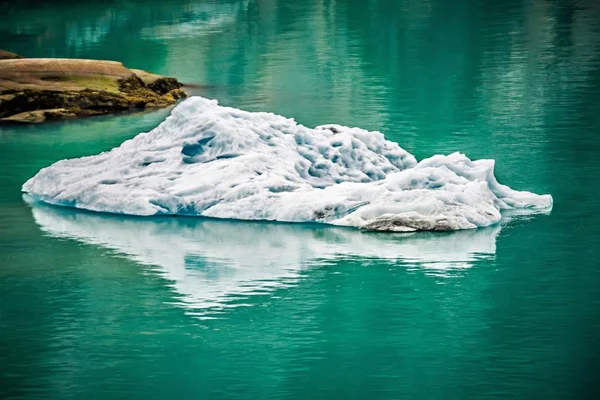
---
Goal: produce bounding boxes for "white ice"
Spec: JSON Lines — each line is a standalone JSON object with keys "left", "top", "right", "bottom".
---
{"left": 23, "top": 97, "right": 552, "bottom": 231}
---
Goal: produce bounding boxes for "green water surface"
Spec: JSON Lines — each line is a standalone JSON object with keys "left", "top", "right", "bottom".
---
{"left": 1, "top": 0, "right": 600, "bottom": 398}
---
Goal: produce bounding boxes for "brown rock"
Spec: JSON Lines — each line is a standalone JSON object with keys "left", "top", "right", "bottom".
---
{"left": 1, "top": 108, "right": 105, "bottom": 124}
{"left": 0, "top": 54, "right": 187, "bottom": 123}
{"left": 0, "top": 50, "right": 22, "bottom": 60}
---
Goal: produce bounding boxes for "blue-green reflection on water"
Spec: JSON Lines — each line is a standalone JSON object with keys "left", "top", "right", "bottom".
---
{"left": 1, "top": 0, "right": 600, "bottom": 398}
{"left": 29, "top": 202, "right": 502, "bottom": 315}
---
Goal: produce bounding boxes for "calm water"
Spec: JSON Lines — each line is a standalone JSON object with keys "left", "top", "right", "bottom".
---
{"left": 1, "top": 0, "right": 600, "bottom": 398}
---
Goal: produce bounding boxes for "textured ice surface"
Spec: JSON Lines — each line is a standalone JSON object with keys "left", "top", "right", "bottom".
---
{"left": 23, "top": 97, "right": 553, "bottom": 231}
{"left": 30, "top": 203, "right": 500, "bottom": 315}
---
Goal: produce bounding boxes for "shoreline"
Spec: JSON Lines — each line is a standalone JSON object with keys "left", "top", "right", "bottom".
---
{"left": 0, "top": 50, "right": 187, "bottom": 123}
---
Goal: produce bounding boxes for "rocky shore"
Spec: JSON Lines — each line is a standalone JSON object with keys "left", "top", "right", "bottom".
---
{"left": 0, "top": 50, "right": 186, "bottom": 123}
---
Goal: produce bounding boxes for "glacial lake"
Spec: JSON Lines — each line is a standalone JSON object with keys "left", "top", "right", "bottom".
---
{"left": 1, "top": 0, "right": 599, "bottom": 398}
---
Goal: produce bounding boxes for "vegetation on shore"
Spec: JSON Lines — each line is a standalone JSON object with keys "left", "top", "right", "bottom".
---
{"left": 0, "top": 51, "right": 186, "bottom": 123}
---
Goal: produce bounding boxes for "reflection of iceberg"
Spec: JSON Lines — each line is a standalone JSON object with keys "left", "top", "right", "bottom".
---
{"left": 30, "top": 203, "right": 500, "bottom": 317}
{"left": 24, "top": 97, "right": 552, "bottom": 231}
{"left": 140, "top": 1, "right": 250, "bottom": 39}
{"left": 66, "top": 20, "right": 110, "bottom": 50}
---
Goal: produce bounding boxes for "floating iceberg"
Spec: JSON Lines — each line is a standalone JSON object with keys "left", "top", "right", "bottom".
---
{"left": 23, "top": 97, "right": 552, "bottom": 231}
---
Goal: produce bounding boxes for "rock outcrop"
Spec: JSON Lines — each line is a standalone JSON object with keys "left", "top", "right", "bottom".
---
{"left": 0, "top": 52, "right": 186, "bottom": 123}
{"left": 0, "top": 50, "right": 23, "bottom": 60}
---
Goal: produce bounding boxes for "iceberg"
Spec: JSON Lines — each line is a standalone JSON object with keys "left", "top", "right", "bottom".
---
{"left": 23, "top": 97, "right": 552, "bottom": 231}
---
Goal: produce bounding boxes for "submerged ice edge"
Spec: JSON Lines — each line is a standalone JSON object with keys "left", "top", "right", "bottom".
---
{"left": 22, "top": 96, "right": 553, "bottom": 231}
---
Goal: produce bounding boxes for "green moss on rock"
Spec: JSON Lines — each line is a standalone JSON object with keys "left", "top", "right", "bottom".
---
{"left": 0, "top": 53, "right": 187, "bottom": 123}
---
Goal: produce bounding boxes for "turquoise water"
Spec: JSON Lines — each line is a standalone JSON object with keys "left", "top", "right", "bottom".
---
{"left": 1, "top": 0, "right": 600, "bottom": 398}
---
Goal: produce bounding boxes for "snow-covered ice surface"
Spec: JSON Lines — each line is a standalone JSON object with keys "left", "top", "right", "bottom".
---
{"left": 29, "top": 202, "right": 500, "bottom": 316}
{"left": 23, "top": 97, "right": 553, "bottom": 231}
